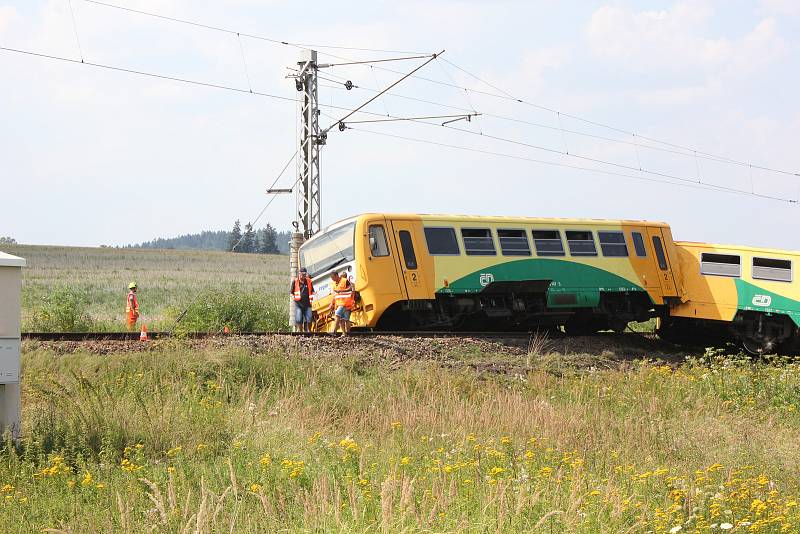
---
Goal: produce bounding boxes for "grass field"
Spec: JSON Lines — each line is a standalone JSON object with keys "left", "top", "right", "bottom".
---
{"left": 3, "top": 245, "right": 800, "bottom": 532}
{"left": 3, "top": 244, "right": 288, "bottom": 332}
{"left": 2, "top": 340, "right": 799, "bottom": 533}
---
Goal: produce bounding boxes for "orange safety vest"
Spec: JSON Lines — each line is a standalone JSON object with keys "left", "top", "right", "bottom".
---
{"left": 333, "top": 278, "right": 355, "bottom": 309}
{"left": 126, "top": 291, "right": 139, "bottom": 316}
{"left": 293, "top": 278, "right": 314, "bottom": 303}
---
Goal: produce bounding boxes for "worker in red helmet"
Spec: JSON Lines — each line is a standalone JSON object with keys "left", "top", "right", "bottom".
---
{"left": 126, "top": 281, "right": 140, "bottom": 330}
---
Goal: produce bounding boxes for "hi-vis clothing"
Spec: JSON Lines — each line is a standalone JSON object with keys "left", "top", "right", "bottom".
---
{"left": 292, "top": 278, "right": 314, "bottom": 306}
{"left": 333, "top": 277, "right": 355, "bottom": 310}
{"left": 126, "top": 290, "right": 140, "bottom": 327}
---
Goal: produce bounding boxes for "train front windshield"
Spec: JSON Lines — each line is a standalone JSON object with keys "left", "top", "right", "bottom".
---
{"left": 299, "top": 222, "right": 356, "bottom": 278}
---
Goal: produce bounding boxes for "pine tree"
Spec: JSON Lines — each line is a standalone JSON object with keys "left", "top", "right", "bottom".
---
{"left": 228, "top": 220, "right": 242, "bottom": 252}
{"left": 241, "top": 223, "right": 255, "bottom": 253}
{"left": 259, "top": 223, "right": 279, "bottom": 254}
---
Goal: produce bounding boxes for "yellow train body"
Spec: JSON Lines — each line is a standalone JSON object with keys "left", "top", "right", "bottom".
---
{"left": 301, "top": 213, "right": 685, "bottom": 333}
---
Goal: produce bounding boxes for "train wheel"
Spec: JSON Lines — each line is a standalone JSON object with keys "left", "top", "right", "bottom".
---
{"left": 742, "top": 338, "right": 775, "bottom": 356}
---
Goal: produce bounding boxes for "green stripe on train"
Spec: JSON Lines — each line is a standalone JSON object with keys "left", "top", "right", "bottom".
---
{"left": 438, "top": 258, "right": 647, "bottom": 308}
{"left": 735, "top": 279, "right": 800, "bottom": 327}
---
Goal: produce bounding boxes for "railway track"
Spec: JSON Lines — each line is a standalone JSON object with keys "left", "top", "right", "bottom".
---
{"left": 21, "top": 330, "right": 660, "bottom": 342}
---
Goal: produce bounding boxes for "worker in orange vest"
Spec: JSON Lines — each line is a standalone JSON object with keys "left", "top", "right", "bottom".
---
{"left": 290, "top": 267, "right": 315, "bottom": 332}
{"left": 126, "top": 281, "right": 140, "bottom": 330}
{"left": 330, "top": 272, "right": 355, "bottom": 335}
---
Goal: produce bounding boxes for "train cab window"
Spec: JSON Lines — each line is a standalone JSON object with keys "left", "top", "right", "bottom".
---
{"left": 565, "top": 231, "right": 597, "bottom": 256}
{"left": 424, "top": 227, "right": 460, "bottom": 255}
{"left": 398, "top": 231, "right": 417, "bottom": 269}
{"left": 700, "top": 253, "right": 740, "bottom": 277}
{"left": 532, "top": 230, "right": 565, "bottom": 256}
{"left": 461, "top": 228, "right": 496, "bottom": 256}
{"left": 752, "top": 257, "right": 792, "bottom": 282}
{"left": 652, "top": 236, "right": 668, "bottom": 270}
{"left": 497, "top": 229, "right": 531, "bottom": 256}
{"left": 598, "top": 231, "right": 629, "bottom": 257}
{"left": 631, "top": 232, "right": 647, "bottom": 257}
{"left": 368, "top": 225, "right": 390, "bottom": 257}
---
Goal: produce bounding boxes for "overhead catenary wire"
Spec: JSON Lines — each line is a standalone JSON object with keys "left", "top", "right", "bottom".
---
{"left": 439, "top": 57, "right": 800, "bottom": 178}
{"left": 346, "top": 126, "right": 798, "bottom": 205}
{"left": 169, "top": 150, "right": 300, "bottom": 333}
{"left": 0, "top": 45, "right": 411, "bottom": 120}
{"left": 66, "top": 0, "right": 85, "bottom": 62}
{"left": 317, "top": 72, "right": 800, "bottom": 175}
{"left": 4, "top": 44, "right": 795, "bottom": 206}
{"left": 77, "top": 0, "right": 799, "bottom": 179}
{"left": 81, "top": 0, "right": 431, "bottom": 55}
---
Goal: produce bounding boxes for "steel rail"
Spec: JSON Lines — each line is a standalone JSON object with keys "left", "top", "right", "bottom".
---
{"left": 21, "top": 331, "right": 659, "bottom": 342}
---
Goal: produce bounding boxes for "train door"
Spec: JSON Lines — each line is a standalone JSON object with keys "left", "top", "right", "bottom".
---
{"left": 646, "top": 227, "right": 678, "bottom": 296}
{"left": 628, "top": 226, "right": 661, "bottom": 293}
{"left": 364, "top": 219, "right": 402, "bottom": 295}
{"left": 390, "top": 220, "right": 428, "bottom": 300}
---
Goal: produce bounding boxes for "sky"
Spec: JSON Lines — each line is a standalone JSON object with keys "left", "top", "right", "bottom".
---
{"left": 1, "top": 0, "right": 799, "bottom": 249}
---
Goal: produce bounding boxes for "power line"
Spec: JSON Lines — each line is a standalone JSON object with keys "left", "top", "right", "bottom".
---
{"left": 0, "top": 45, "right": 407, "bottom": 120}
{"left": 322, "top": 53, "right": 800, "bottom": 178}
{"left": 5, "top": 43, "right": 792, "bottom": 205}
{"left": 0, "top": 45, "right": 296, "bottom": 102}
{"left": 78, "top": 0, "right": 799, "bottom": 179}
{"left": 168, "top": 150, "right": 300, "bottom": 333}
{"left": 81, "top": 0, "right": 431, "bottom": 55}
{"left": 440, "top": 57, "right": 800, "bottom": 178}
{"left": 319, "top": 69, "right": 800, "bottom": 176}
{"left": 66, "top": 0, "right": 84, "bottom": 62}
{"left": 347, "top": 126, "right": 798, "bottom": 205}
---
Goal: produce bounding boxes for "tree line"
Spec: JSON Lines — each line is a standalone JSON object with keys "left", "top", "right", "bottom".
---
{"left": 127, "top": 222, "right": 291, "bottom": 254}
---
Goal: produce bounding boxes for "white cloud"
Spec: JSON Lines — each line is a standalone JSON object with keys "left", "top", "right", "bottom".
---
{"left": 760, "top": 0, "right": 800, "bottom": 16}
{"left": 0, "top": 5, "right": 17, "bottom": 34}
{"left": 587, "top": 2, "right": 783, "bottom": 72}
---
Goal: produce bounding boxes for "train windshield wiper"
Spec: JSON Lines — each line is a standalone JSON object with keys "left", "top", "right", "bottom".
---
{"left": 320, "top": 257, "right": 347, "bottom": 274}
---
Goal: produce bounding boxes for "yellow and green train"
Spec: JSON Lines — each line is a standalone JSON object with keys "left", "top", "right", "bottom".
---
{"left": 299, "top": 213, "right": 800, "bottom": 353}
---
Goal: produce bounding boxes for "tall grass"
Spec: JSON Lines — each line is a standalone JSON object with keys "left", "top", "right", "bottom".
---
{"left": 5, "top": 244, "right": 288, "bottom": 331}
{"left": 4, "top": 343, "right": 800, "bottom": 532}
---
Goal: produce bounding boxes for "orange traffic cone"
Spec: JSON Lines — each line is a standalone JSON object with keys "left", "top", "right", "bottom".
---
{"left": 139, "top": 324, "right": 149, "bottom": 341}
{"left": 223, "top": 326, "right": 230, "bottom": 334}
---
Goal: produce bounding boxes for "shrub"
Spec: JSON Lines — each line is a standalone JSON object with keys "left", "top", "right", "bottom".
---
{"left": 26, "top": 286, "right": 93, "bottom": 332}
{"left": 169, "top": 289, "right": 288, "bottom": 333}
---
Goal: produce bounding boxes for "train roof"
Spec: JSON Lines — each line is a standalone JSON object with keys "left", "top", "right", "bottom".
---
{"left": 352, "top": 213, "right": 672, "bottom": 227}
{"left": 676, "top": 241, "right": 800, "bottom": 257}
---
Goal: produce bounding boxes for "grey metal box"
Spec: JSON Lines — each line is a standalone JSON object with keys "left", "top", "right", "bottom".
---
{"left": 0, "top": 338, "right": 20, "bottom": 384}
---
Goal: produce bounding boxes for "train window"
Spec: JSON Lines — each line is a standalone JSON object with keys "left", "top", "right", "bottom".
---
{"left": 497, "top": 229, "right": 531, "bottom": 256}
{"left": 598, "top": 231, "right": 629, "bottom": 257}
{"left": 368, "top": 225, "right": 390, "bottom": 257}
{"left": 565, "top": 231, "right": 597, "bottom": 256}
{"left": 424, "top": 227, "right": 460, "bottom": 255}
{"left": 461, "top": 228, "right": 496, "bottom": 256}
{"left": 299, "top": 221, "right": 355, "bottom": 278}
{"left": 398, "top": 231, "right": 417, "bottom": 269}
{"left": 752, "top": 257, "right": 792, "bottom": 282}
{"left": 652, "top": 236, "right": 668, "bottom": 270}
{"left": 532, "top": 230, "right": 565, "bottom": 256}
{"left": 700, "top": 253, "right": 740, "bottom": 277}
{"left": 631, "top": 232, "right": 647, "bottom": 257}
